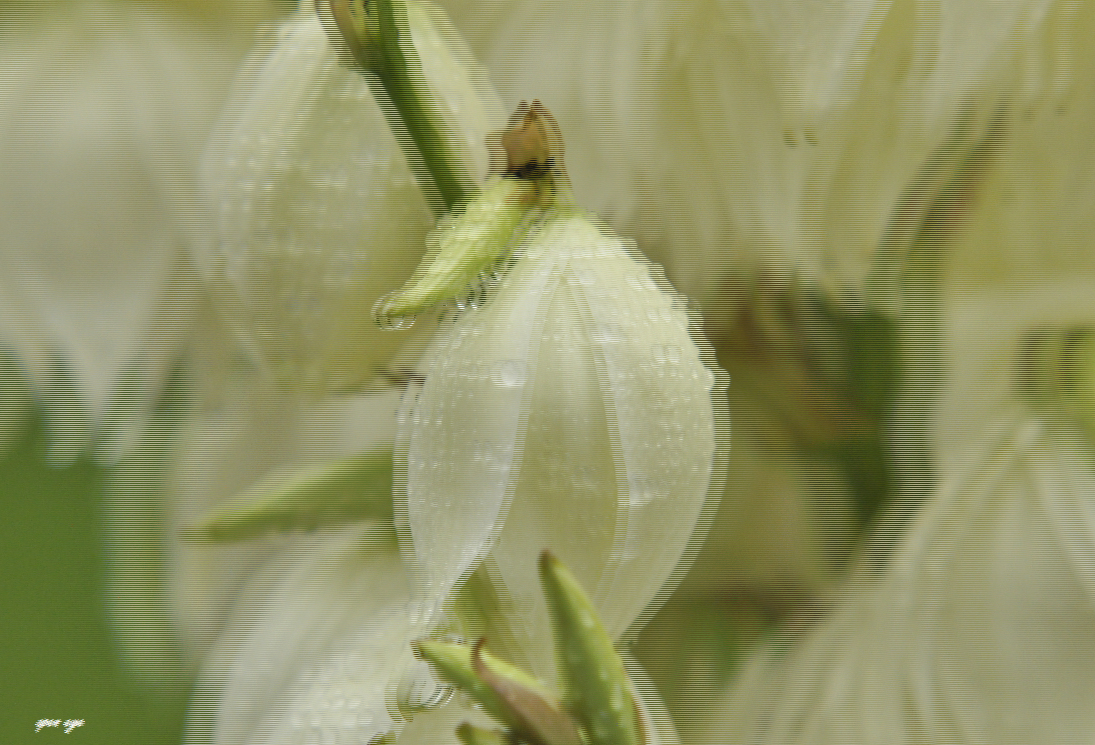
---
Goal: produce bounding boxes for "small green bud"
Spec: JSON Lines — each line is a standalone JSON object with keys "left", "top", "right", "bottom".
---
{"left": 182, "top": 450, "right": 394, "bottom": 542}
{"left": 539, "top": 551, "right": 642, "bottom": 745}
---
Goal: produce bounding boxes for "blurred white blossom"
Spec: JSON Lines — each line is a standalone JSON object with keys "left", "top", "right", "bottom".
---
{"left": 437, "top": 0, "right": 1069, "bottom": 302}
{"left": 701, "top": 410, "right": 1095, "bottom": 745}
{"left": 0, "top": 0, "right": 256, "bottom": 460}
{"left": 937, "top": 0, "right": 1095, "bottom": 465}
{"left": 197, "top": 0, "right": 505, "bottom": 392}
{"left": 694, "top": 4, "right": 1095, "bottom": 729}
{"left": 190, "top": 529, "right": 477, "bottom": 745}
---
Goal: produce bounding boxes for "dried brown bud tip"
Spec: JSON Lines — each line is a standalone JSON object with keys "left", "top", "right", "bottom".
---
{"left": 491, "top": 100, "right": 565, "bottom": 181}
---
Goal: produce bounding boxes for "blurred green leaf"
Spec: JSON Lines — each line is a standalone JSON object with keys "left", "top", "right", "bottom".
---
{"left": 0, "top": 412, "right": 190, "bottom": 745}
{"left": 182, "top": 449, "right": 394, "bottom": 542}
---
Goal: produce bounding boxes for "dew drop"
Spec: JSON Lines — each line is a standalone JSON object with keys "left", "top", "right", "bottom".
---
{"left": 396, "top": 662, "right": 454, "bottom": 717}
{"left": 651, "top": 343, "right": 681, "bottom": 364}
{"left": 701, "top": 367, "right": 715, "bottom": 390}
{"left": 492, "top": 359, "right": 528, "bottom": 387}
{"left": 372, "top": 293, "right": 416, "bottom": 331}
{"left": 592, "top": 323, "right": 624, "bottom": 345}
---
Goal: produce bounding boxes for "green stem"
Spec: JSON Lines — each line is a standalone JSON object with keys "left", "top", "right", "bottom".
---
{"left": 332, "top": 0, "right": 476, "bottom": 213}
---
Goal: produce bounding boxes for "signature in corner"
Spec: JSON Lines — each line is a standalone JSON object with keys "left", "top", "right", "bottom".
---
{"left": 35, "top": 719, "right": 84, "bottom": 734}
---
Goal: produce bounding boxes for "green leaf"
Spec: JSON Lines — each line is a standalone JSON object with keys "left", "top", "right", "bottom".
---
{"left": 182, "top": 449, "right": 394, "bottom": 542}
{"left": 539, "top": 551, "right": 642, "bottom": 745}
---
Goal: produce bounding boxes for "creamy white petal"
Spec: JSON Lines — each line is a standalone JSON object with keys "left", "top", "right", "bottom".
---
{"left": 198, "top": 2, "right": 504, "bottom": 392}
{"left": 396, "top": 227, "right": 568, "bottom": 607}
{"left": 195, "top": 535, "right": 413, "bottom": 745}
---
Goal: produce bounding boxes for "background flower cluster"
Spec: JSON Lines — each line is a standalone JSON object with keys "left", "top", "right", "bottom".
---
{"left": 3, "top": 0, "right": 1095, "bottom": 744}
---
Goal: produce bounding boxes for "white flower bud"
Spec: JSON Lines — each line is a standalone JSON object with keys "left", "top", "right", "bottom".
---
{"left": 198, "top": 2, "right": 504, "bottom": 391}
{"left": 397, "top": 208, "right": 727, "bottom": 677}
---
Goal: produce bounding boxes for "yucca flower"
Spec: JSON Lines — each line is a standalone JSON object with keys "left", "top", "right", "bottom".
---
{"left": 397, "top": 203, "right": 729, "bottom": 680}
{"left": 145, "top": 0, "right": 506, "bottom": 664}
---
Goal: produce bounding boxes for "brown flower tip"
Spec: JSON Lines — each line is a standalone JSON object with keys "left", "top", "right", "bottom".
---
{"left": 489, "top": 100, "right": 567, "bottom": 181}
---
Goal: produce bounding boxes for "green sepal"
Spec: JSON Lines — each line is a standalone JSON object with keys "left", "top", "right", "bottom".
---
{"left": 376, "top": 178, "right": 536, "bottom": 323}
{"left": 539, "top": 551, "right": 642, "bottom": 745}
{"left": 416, "top": 639, "right": 579, "bottom": 745}
{"left": 455, "top": 723, "right": 509, "bottom": 745}
{"left": 470, "top": 640, "right": 583, "bottom": 745}
{"left": 182, "top": 449, "right": 394, "bottom": 542}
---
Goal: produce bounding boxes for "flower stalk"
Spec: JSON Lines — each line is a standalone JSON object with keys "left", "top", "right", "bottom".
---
{"left": 321, "top": 0, "right": 477, "bottom": 212}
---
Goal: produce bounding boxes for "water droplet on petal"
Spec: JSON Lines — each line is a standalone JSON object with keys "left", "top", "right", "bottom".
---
{"left": 651, "top": 343, "right": 681, "bottom": 364}
{"left": 372, "top": 293, "right": 416, "bottom": 331}
{"left": 396, "top": 661, "right": 454, "bottom": 717}
{"left": 492, "top": 359, "right": 528, "bottom": 387}
{"left": 592, "top": 323, "right": 624, "bottom": 345}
